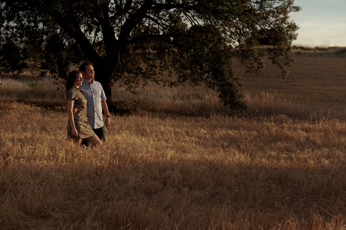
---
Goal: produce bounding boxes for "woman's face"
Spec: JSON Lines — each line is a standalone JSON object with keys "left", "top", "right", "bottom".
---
{"left": 74, "top": 73, "right": 83, "bottom": 87}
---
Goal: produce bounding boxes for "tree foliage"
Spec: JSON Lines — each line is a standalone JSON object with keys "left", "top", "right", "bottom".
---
{"left": 0, "top": 0, "right": 300, "bottom": 109}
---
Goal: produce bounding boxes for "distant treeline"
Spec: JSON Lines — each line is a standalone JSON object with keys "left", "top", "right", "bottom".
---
{"left": 292, "top": 45, "right": 346, "bottom": 57}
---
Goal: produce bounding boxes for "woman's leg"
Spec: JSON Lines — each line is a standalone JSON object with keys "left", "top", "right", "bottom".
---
{"left": 84, "top": 135, "right": 102, "bottom": 146}
{"left": 73, "top": 138, "right": 81, "bottom": 145}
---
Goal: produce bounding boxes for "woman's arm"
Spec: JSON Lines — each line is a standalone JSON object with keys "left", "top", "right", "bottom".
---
{"left": 65, "top": 101, "right": 78, "bottom": 114}
{"left": 67, "top": 100, "right": 78, "bottom": 137}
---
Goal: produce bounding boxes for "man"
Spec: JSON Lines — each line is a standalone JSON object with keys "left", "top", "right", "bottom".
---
{"left": 79, "top": 62, "right": 110, "bottom": 145}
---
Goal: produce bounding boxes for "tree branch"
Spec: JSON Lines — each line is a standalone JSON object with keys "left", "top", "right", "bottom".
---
{"left": 118, "top": 1, "right": 154, "bottom": 44}
{"left": 55, "top": 14, "right": 103, "bottom": 64}
{"left": 111, "top": 0, "right": 133, "bottom": 22}
{"left": 100, "top": 2, "right": 119, "bottom": 56}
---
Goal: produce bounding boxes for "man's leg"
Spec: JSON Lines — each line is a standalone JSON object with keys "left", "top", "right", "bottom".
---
{"left": 82, "top": 138, "right": 89, "bottom": 147}
{"left": 93, "top": 126, "right": 106, "bottom": 142}
{"left": 82, "top": 126, "right": 105, "bottom": 146}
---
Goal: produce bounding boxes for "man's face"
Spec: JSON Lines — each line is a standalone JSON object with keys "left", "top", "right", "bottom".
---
{"left": 83, "top": 65, "right": 95, "bottom": 81}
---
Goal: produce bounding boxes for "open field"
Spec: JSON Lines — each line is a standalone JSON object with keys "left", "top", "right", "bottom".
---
{"left": 240, "top": 55, "right": 346, "bottom": 120}
{"left": 1, "top": 48, "right": 346, "bottom": 229}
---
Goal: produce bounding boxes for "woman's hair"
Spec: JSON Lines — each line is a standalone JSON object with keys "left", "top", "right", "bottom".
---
{"left": 65, "top": 70, "right": 81, "bottom": 94}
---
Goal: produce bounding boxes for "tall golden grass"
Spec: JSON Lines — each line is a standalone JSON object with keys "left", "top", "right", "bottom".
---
{"left": 1, "top": 50, "right": 346, "bottom": 229}
{"left": 0, "top": 77, "right": 64, "bottom": 102}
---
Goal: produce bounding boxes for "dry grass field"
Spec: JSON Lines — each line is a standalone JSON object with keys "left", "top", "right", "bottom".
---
{"left": 1, "top": 47, "right": 346, "bottom": 229}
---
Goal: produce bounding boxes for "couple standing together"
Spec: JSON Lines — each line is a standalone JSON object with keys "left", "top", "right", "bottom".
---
{"left": 66, "top": 62, "right": 110, "bottom": 146}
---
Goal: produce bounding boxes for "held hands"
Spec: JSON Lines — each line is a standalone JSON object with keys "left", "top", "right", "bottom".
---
{"left": 71, "top": 127, "right": 78, "bottom": 137}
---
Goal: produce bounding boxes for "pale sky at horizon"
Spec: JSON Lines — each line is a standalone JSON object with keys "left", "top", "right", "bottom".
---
{"left": 290, "top": 0, "right": 346, "bottom": 47}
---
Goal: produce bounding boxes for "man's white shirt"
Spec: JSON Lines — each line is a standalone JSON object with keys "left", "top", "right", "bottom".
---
{"left": 80, "top": 79, "right": 107, "bottom": 129}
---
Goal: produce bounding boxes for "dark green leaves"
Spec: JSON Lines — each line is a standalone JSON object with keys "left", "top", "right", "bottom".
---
{"left": 0, "top": 0, "right": 300, "bottom": 109}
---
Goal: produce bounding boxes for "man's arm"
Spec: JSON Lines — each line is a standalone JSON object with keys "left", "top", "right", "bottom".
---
{"left": 102, "top": 100, "right": 110, "bottom": 128}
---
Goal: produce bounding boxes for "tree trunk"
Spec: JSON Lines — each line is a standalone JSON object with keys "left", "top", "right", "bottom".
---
{"left": 93, "top": 55, "right": 120, "bottom": 104}
{"left": 98, "top": 74, "right": 113, "bottom": 103}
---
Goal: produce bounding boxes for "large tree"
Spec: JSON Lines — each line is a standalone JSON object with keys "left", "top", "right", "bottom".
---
{"left": 0, "top": 0, "right": 300, "bottom": 109}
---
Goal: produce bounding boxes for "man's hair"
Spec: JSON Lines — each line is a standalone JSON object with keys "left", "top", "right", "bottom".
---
{"left": 79, "top": 62, "right": 93, "bottom": 72}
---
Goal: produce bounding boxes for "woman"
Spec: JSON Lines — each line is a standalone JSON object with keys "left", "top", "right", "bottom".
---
{"left": 66, "top": 70, "right": 102, "bottom": 146}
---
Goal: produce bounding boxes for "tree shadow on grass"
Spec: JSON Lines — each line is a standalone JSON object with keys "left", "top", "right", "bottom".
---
{"left": 1, "top": 154, "right": 346, "bottom": 229}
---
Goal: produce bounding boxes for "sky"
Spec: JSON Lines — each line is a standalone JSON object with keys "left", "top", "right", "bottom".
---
{"left": 290, "top": 0, "right": 346, "bottom": 47}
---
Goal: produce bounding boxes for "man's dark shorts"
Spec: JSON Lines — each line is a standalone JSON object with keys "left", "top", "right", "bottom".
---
{"left": 82, "top": 126, "right": 106, "bottom": 146}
